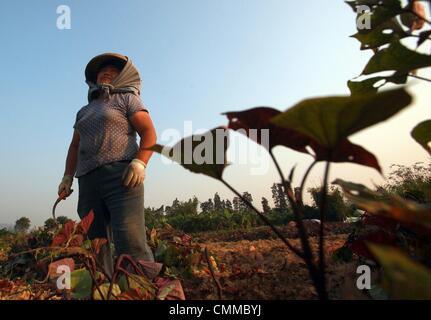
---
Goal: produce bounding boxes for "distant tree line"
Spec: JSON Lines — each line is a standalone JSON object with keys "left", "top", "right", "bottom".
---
{"left": 144, "top": 182, "right": 358, "bottom": 233}
{"left": 1, "top": 185, "right": 356, "bottom": 236}
{"left": 1, "top": 162, "right": 427, "bottom": 237}
{"left": 0, "top": 216, "right": 72, "bottom": 236}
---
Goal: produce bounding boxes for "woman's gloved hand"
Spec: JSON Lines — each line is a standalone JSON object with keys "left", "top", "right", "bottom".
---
{"left": 58, "top": 175, "right": 73, "bottom": 197}
{"left": 122, "top": 159, "right": 146, "bottom": 188}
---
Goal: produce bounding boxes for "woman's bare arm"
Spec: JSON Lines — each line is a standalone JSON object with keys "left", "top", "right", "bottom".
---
{"left": 63, "top": 129, "right": 80, "bottom": 177}
{"left": 129, "top": 111, "right": 157, "bottom": 166}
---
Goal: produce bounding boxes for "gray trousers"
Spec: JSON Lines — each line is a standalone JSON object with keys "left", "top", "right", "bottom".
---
{"left": 77, "top": 160, "right": 154, "bottom": 276}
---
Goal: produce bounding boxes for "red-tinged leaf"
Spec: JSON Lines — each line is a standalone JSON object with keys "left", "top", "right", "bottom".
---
{"left": 155, "top": 278, "right": 185, "bottom": 300}
{"left": 222, "top": 107, "right": 312, "bottom": 153}
{"left": 51, "top": 220, "right": 76, "bottom": 247}
{"left": 223, "top": 107, "right": 381, "bottom": 172}
{"left": 91, "top": 238, "right": 108, "bottom": 255}
{"left": 348, "top": 230, "right": 397, "bottom": 260}
{"left": 51, "top": 234, "right": 67, "bottom": 247}
{"left": 137, "top": 260, "right": 163, "bottom": 280}
{"left": 322, "top": 139, "right": 381, "bottom": 173}
{"left": 154, "top": 277, "right": 170, "bottom": 289}
{"left": 69, "top": 234, "right": 84, "bottom": 247}
{"left": 271, "top": 88, "right": 412, "bottom": 147}
{"left": 48, "top": 258, "right": 75, "bottom": 279}
{"left": 78, "top": 210, "right": 95, "bottom": 235}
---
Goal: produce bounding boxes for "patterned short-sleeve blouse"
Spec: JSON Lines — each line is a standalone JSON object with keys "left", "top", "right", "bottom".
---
{"left": 73, "top": 92, "right": 149, "bottom": 178}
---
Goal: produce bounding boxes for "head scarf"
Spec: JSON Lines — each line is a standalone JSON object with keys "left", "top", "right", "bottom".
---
{"left": 85, "top": 53, "right": 142, "bottom": 103}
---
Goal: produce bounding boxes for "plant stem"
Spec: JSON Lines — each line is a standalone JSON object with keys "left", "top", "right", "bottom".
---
{"left": 408, "top": 73, "right": 431, "bottom": 83}
{"left": 221, "top": 179, "right": 304, "bottom": 259}
{"left": 84, "top": 259, "right": 105, "bottom": 300}
{"left": 107, "top": 254, "right": 154, "bottom": 300}
{"left": 269, "top": 150, "right": 327, "bottom": 300}
{"left": 299, "top": 160, "right": 318, "bottom": 205}
{"left": 318, "top": 160, "right": 331, "bottom": 298}
{"left": 205, "top": 247, "right": 223, "bottom": 300}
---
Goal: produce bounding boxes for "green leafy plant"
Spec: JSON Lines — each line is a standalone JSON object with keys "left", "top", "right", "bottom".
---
{"left": 332, "top": 178, "right": 431, "bottom": 298}
{"left": 347, "top": 0, "right": 431, "bottom": 94}
{"left": 0, "top": 210, "right": 214, "bottom": 300}
{"left": 147, "top": 85, "right": 413, "bottom": 299}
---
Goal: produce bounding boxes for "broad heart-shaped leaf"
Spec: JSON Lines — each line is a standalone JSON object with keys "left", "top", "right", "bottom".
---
{"left": 70, "top": 268, "right": 93, "bottom": 300}
{"left": 328, "top": 139, "right": 381, "bottom": 172}
{"left": 270, "top": 87, "right": 412, "bottom": 148}
{"left": 223, "top": 107, "right": 382, "bottom": 171}
{"left": 411, "top": 120, "right": 431, "bottom": 154}
{"left": 222, "top": 107, "right": 311, "bottom": 153}
{"left": 51, "top": 220, "right": 76, "bottom": 247}
{"left": 352, "top": 17, "right": 408, "bottom": 50}
{"left": 362, "top": 41, "right": 431, "bottom": 75}
{"left": 352, "top": 7, "right": 409, "bottom": 50}
{"left": 48, "top": 258, "right": 75, "bottom": 280}
{"left": 348, "top": 73, "right": 407, "bottom": 96}
{"left": 137, "top": 260, "right": 163, "bottom": 280}
{"left": 147, "top": 126, "right": 229, "bottom": 180}
{"left": 347, "top": 0, "right": 404, "bottom": 42}
{"left": 333, "top": 179, "right": 431, "bottom": 229}
{"left": 367, "top": 243, "right": 431, "bottom": 299}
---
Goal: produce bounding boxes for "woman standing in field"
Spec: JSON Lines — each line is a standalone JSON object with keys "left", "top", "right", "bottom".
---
{"left": 57, "top": 53, "right": 157, "bottom": 274}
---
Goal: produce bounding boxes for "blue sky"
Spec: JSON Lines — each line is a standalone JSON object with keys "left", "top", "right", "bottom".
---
{"left": 0, "top": 0, "right": 430, "bottom": 227}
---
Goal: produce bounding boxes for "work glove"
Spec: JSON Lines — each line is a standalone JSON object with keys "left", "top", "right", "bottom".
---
{"left": 58, "top": 175, "right": 73, "bottom": 197}
{"left": 122, "top": 159, "right": 146, "bottom": 188}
